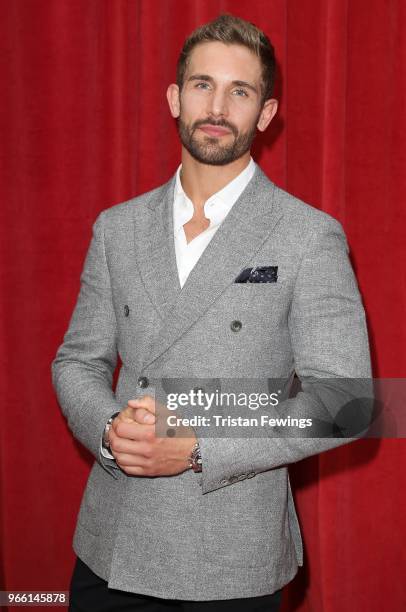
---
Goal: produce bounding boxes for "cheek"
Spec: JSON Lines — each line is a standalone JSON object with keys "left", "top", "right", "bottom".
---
{"left": 228, "top": 98, "right": 260, "bottom": 120}
{"left": 181, "top": 90, "right": 206, "bottom": 110}
{"left": 232, "top": 113, "right": 259, "bottom": 135}
{"left": 180, "top": 100, "right": 204, "bottom": 125}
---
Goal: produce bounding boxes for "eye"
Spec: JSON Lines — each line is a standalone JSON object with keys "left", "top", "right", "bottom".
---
{"left": 233, "top": 88, "right": 248, "bottom": 97}
{"left": 195, "top": 82, "right": 210, "bottom": 89}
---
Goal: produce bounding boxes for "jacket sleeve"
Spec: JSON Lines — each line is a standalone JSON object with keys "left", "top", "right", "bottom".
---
{"left": 51, "top": 212, "right": 122, "bottom": 478}
{"left": 195, "top": 216, "right": 373, "bottom": 494}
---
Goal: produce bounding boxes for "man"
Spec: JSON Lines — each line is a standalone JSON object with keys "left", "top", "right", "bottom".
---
{"left": 52, "top": 13, "right": 372, "bottom": 612}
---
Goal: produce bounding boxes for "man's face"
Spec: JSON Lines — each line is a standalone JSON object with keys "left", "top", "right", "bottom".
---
{"left": 172, "top": 42, "right": 269, "bottom": 166}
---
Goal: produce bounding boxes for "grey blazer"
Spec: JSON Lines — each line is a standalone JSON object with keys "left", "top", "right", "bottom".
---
{"left": 52, "top": 165, "right": 372, "bottom": 601}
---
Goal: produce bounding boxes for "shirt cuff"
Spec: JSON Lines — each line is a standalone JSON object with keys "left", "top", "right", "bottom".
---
{"left": 100, "top": 440, "right": 115, "bottom": 460}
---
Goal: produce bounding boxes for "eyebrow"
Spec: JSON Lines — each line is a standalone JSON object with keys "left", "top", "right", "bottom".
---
{"left": 187, "top": 74, "right": 259, "bottom": 94}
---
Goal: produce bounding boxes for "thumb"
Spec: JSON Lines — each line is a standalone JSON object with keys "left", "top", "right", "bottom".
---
{"left": 119, "top": 405, "right": 137, "bottom": 422}
{"left": 127, "top": 395, "right": 156, "bottom": 414}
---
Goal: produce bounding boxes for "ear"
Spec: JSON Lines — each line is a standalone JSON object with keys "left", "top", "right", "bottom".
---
{"left": 167, "top": 83, "right": 181, "bottom": 118}
{"left": 256, "top": 98, "right": 278, "bottom": 132}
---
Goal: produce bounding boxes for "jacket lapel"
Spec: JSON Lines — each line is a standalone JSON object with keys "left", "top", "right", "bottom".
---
{"left": 134, "top": 165, "right": 284, "bottom": 371}
{"left": 133, "top": 176, "right": 181, "bottom": 321}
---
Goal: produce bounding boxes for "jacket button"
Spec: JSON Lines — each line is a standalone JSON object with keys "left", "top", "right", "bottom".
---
{"left": 238, "top": 474, "right": 246, "bottom": 481}
{"left": 247, "top": 471, "right": 255, "bottom": 478}
{"left": 124, "top": 305, "right": 130, "bottom": 317}
{"left": 137, "top": 376, "right": 149, "bottom": 388}
{"left": 229, "top": 475, "right": 238, "bottom": 483}
{"left": 230, "top": 320, "right": 242, "bottom": 332}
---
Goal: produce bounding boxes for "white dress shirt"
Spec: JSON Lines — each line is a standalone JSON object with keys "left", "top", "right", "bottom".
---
{"left": 173, "top": 157, "right": 256, "bottom": 287}
{"left": 101, "top": 157, "right": 256, "bottom": 459}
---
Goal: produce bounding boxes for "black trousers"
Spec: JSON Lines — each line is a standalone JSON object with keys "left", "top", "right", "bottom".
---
{"left": 69, "top": 556, "right": 283, "bottom": 612}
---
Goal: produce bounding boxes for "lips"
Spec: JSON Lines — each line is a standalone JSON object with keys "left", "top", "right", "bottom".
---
{"left": 198, "top": 125, "right": 232, "bottom": 137}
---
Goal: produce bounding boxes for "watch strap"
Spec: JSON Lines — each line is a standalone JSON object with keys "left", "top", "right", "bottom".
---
{"left": 188, "top": 442, "right": 202, "bottom": 472}
{"left": 102, "top": 411, "right": 121, "bottom": 450}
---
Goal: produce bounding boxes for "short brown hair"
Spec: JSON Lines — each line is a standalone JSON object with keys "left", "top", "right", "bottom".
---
{"left": 176, "top": 14, "right": 276, "bottom": 105}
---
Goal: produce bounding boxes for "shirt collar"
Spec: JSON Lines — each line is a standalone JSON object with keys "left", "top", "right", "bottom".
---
{"left": 173, "top": 157, "right": 256, "bottom": 232}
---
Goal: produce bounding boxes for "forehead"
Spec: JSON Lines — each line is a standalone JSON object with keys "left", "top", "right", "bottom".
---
{"left": 185, "top": 41, "right": 262, "bottom": 83}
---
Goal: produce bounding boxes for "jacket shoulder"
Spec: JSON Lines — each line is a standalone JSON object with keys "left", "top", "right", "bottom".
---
{"left": 272, "top": 183, "right": 344, "bottom": 235}
{"left": 96, "top": 178, "right": 172, "bottom": 227}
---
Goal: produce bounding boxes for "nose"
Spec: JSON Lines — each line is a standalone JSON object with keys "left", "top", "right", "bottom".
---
{"left": 206, "top": 89, "right": 229, "bottom": 119}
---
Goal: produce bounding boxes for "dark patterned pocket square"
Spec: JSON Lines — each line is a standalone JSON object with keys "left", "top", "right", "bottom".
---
{"left": 234, "top": 266, "right": 278, "bottom": 283}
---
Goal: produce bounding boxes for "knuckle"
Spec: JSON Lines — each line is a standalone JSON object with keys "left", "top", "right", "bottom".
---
{"left": 144, "top": 447, "right": 153, "bottom": 459}
{"left": 145, "top": 429, "right": 155, "bottom": 442}
{"left": 110, "top": 438, "right": 122, "bottom": 453}
{"left": 135, "top": 407, "right": 145, "bottom": 420}
{"left": 114, "top": 452, "right": 124, "bottom": 463}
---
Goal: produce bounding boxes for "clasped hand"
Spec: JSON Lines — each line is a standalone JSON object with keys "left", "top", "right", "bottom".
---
{"left": 108, "top": 395, "right": 197, "bottom": 477}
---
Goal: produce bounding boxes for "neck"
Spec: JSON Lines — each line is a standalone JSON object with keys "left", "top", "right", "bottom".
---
{"left": 179, "top": 149, "right": 251, "bottom": 211}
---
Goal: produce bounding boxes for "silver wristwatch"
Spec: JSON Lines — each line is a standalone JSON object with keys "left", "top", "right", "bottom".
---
{"left": 102, "top": 411, "right": 120, "bottom": 450}
{"left": 188, "top": 442, "right": 202, "bottom": 472}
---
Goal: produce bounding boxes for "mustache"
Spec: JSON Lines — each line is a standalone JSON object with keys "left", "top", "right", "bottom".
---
{"left": 192, "top": 119, "right": 237, "bottom": 136}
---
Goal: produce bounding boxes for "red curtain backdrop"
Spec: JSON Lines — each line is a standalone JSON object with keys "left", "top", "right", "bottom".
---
{"left": 1, "top": 1, "right": 405, "bottom": 610}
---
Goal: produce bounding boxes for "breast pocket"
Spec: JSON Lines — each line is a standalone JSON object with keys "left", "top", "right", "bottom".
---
{"left": 226, "top": 280, "right": 283, "bottom": 302}
{"left": 221, "top": 281, "right": 290, "bottom": 327}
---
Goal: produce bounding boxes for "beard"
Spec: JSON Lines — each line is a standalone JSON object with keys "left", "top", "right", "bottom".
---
{"left": 177, "top": 110, "right": 260, "bottom": 166}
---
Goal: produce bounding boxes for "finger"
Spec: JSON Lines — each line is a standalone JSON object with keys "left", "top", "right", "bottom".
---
{"left": 133, "top": 406, "right": 156, "bottom": 424}
{"left": 116, "top": 406, "right": 136, "bottom": 423}
{"left": 112, "top": 419, "right": 155, "bottom": 442}
{"left": 120, "top": 465, "right": 147, "bottom": 476}
{"left": 127, "top": 396, "right": 156, "bottom": 413}
{"left": 110, "top": 438, "right": 152, "bottom": 457}
{"left": 113, "top": 453, "right": 151, "bottom": 468}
